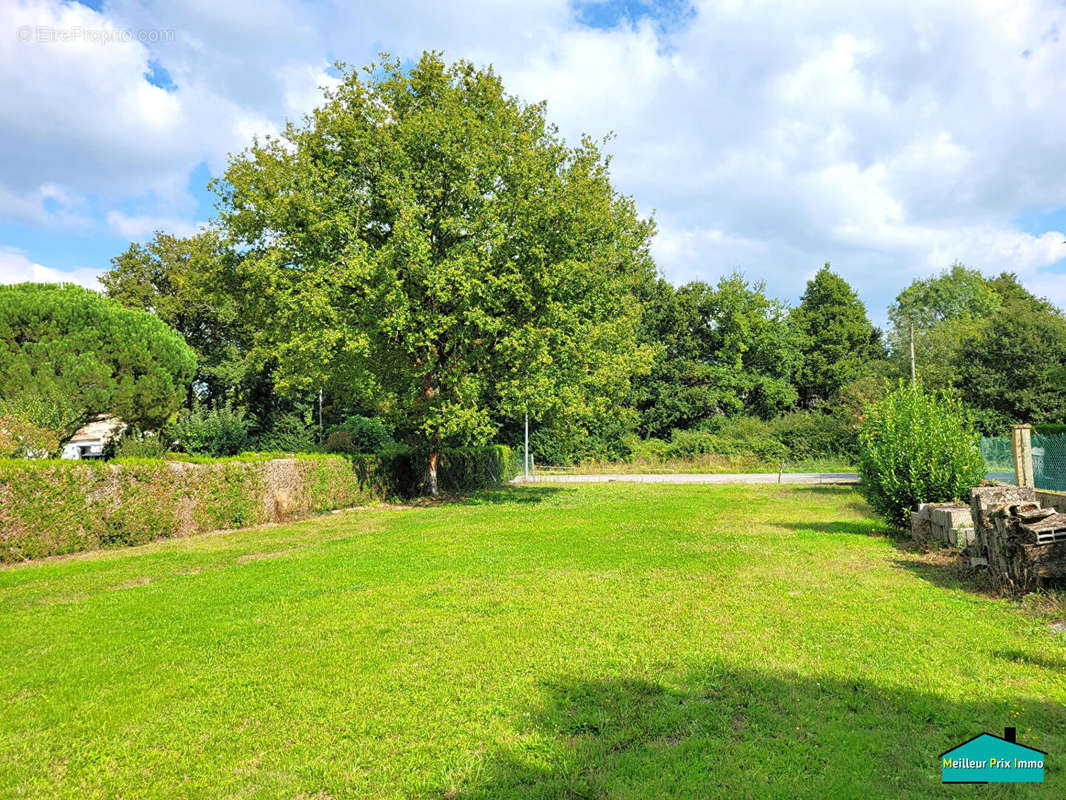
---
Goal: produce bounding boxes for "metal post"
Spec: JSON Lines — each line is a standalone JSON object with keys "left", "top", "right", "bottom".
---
{"left": 909, "top": 324, "right": 916, "bottom": 387}
{"left": 318, "top": 388, "right": 323, "bottom": 441}
{"left": 524, "top": 412, "right": 529, "bottom": 481}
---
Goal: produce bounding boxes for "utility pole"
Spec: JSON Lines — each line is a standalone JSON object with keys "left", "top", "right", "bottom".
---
{"left": 524, "top": 412, "right": 529, "bottom": 481}
{"left": 909, "top": 324, "right": 916, "bottom": 387}
{"left": 318, "top": 388, "right": 323, "bottom": 441}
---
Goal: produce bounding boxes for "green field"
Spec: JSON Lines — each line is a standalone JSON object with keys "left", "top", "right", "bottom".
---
{"left": 1, "top": 484, "right": 1063, "bottom": 798}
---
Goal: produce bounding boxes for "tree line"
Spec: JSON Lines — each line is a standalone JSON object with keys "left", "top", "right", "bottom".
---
{"left": 3, "top": 53, "right": 1065, "bottom": 490}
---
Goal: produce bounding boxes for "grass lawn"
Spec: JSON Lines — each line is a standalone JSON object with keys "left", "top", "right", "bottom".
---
{"left": 1, "top": 484, "right": 1064, "bottom": 799}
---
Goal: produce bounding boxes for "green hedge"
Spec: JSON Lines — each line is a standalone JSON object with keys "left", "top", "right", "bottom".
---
{"left": 0, "top": 445, "right": 517, "bottom": 562}
{"left": 0, "top": 455, "right": 377, "bottom": 562}
{"left": 1035, "top": 423, "right": 1066, "bottom": 436}
{"left": 360, "top": 444, "right": 517, "bottom": 496}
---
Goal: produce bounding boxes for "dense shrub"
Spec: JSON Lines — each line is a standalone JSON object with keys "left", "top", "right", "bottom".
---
{"left": 526, "top": 428, "right": 573, "bottom": 467}
{"left": 667, "top": 418, "right": 788, "bottom": 462}
{"left": 325, "top": 431, "right": 358, "bottom": 455}
{"left": 329, "top": 415, "right": 393, "bottom": 454}
{"left": 857, "top": 383, "right": 985, "bottom": 528}
{"left": 0, "top": 412, "right": 58, "bottom": 458}
{"left": 622, "top": 434, "right": 670, "bottom": 461}
{"left": 256, "top": 412, "right": 318, "bottom": 453}
{"left": 167, "top": 403, "right": 250, "bottom": 456}
{"left": 0, "top": 441, "right": 520, "bottom": 561}
{"left": 770, "top": 411, "right": 855, "bottom": 461}
{"left": 435, "top": 446, "right": 517, "bottom": 493}
{"left": 1035, "top": 423, "right": 1066, "bottom": 436}
{"left": 107, "top": 429, "right": 167, "bottom": 459}
{"left": 372, "top": 444, "right": 517, "bottom": 496}
{"left": 0, "top": 455, "right": 378, "bottom": 562}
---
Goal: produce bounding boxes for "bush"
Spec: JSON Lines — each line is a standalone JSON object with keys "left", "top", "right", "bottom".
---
{"left": 107, "top": 429, "right": 167, "bottom": 459}
{"left": 664, "top": 428, "right": 720, "bottom": 458}
{"left": 329, "top": 415, "right": 393, "bottom": 454}
{"left": 325, "top": 431, "right": 357, "bottom": 455}
{"left": 369, "top": 444, "right": 516, "bottom": 497}
{"left": 256, "top": 412, "right": 317, "bottom": 453}
{"left": 857, "top": 383, "right": 985, "bottom": 528}
{"left": 771, "top": 411, "right": 854, "bottom": 461}
{"left": 166, "top": 403, "right": 250, "bottom": 456}
{"left": 0, "top": 412, "right": 58, "bottom": 458}
{"left": 666, "top": 418, "right": 787, "bottom": 462}
{"left": 435, "top": 446, "right": 517, "bottom": 493}
{"left": 622, "top": 434, "right": 670, "bottom": 461}
{"left": 1035, "top": 423, "right": 1066, "bottom": 436}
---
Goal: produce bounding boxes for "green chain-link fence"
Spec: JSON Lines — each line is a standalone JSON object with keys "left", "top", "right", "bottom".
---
{"left": 1033, "top": 432, "right": 1066, "bottom": 492}
{"left": 980, "top": 435, "right": 1014, "bottom": 483}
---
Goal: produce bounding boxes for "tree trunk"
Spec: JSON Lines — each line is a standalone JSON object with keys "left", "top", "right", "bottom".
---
{"left": 426, "top": 451, "right": 440, "bottom": 496}
{"left": 421, "top": 371, "right": 440, "bottom": 496}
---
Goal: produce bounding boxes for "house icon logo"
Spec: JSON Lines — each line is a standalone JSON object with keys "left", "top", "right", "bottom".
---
{"left": 941, "top": 727, "right": 1045, "bottom": 783}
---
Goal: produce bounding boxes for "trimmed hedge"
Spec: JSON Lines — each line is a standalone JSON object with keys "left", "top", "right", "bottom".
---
{"left": 0, "top": 445, "right": 517, "bottom": 562}
{"left": 358, "top": 444, "right": 517, "bottom": 496}
{"left": 0, "top": 455, "right": 379, "bottom": 562}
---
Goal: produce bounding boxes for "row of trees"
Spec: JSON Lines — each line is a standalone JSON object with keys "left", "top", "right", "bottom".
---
{"left": 630, "top": 263, "right": 1066, "bottom": 445}
{"left": 3, "top": 53, "right": 1065, "bottom": 489}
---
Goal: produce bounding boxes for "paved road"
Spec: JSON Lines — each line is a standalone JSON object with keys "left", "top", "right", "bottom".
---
{"left": 517, "top": 472, "right": 859, "bottom": 485}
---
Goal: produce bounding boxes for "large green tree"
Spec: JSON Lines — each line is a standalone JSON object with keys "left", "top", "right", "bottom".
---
{"left": 103, "top": 230, "right": 248, "bottom": 403}
{"left": 0, "top": 283, "right": 197, "bottom": 443}
{"left": 886, "top": 263, "right": 1000, "bottom": 388}
{"left": 956, "top": 295, "right": 1066, "bottom": 427}
{"left": 790, "top": 264, "right": 881, "bottom": 408}
{"left": 886, "top": 266, "right": 1066, "bottom": 426}
{"left": 635, "top": 274, "right": 799, "bottom": 436}
{"left": 101, "top": 230, "right": 289, "bottom": 431}
{"left": 215, "top": 53, "right": 656, "bottom": 492}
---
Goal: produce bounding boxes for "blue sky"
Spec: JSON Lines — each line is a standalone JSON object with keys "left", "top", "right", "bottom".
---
{"left": 3, "top": 0, "right": 1066, "bottom": 324}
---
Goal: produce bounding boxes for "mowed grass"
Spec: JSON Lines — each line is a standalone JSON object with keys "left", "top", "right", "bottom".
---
{"left": 1, "top": 485, "right": 1064, "bottom": 799}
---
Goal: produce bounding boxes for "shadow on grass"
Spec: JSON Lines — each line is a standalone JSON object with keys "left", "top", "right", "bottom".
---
{"left": 455, "top": 666, "right": 1063, "bottom": 799}
{"left": 774, "top": 515, "right": 999, "bottom": 598}
{"left": 776, "top": 520, "right": 892, "bottom": 537}
{"left": 994, "top": 649, "right": 1066, "bottom": 671}
{"left": 888, "top": 551, "right": 991, "bottom": 595}
{"left": 458, "top": 485, "right": 573, "bottom": 505}
{"left": 799, "top": 485, "right": 864, "bottom": 498}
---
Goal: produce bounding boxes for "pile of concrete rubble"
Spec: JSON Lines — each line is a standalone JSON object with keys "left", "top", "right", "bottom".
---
{"left": 912, "top": 485, "right": 1066, "bottom": 593}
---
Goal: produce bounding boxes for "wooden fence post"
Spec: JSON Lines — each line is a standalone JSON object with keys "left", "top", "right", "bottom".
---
{"left": 1011, "top": 424, "right": 1034, "bottom": 487}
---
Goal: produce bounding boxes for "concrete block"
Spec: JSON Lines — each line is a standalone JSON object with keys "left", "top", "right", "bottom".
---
{"left": 911, "top": 510, "right": 931, "bottom": 540}
{"left": 931, "top": 506, "right": 973, "bottom": 530}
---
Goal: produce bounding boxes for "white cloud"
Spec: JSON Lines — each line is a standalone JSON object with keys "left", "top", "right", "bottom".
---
{"left": 3, "top": 0, "right": 1066, "bottom": 321}
{"left": 0, "top": 248, "right": 102, "bottom": 290}
{"left": 106, "top": 211, "right": 201, "bottom": 239}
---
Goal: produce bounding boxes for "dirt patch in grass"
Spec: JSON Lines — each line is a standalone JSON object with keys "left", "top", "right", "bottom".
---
{"left": 111, "top": 576, "right": 151, "bottom": 590}
{"left": 235, "top": 549, "right": 297, "bottom": 564}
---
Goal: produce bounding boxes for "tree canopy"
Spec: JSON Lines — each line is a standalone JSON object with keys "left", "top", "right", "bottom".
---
{"left": 957, "top": 295, "right": 1066, "bottom": 426}
{"left": 103, "top": 230, "right": 248, "bottom": 404}
{"left": 790, "top": 264, "right": 881, "bottom": 408}
{"left": 0, "top": 283, "right": 197, "bottom": 443}
{"left": 73, "top": 53, "right": 1066, "bottom": 475}
{"left": 885, "top": 266, "right": 1066, "bottom": 429}
{"left": 214, "top": 53, "right": 656, "bottom": 491}
{"left": 635, "top": 274, "right": 798, "bottom": 437}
